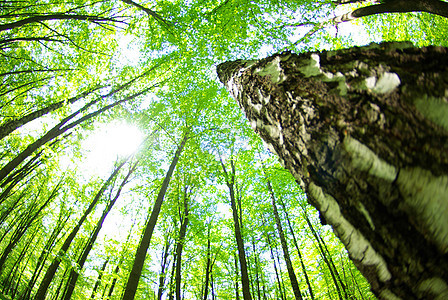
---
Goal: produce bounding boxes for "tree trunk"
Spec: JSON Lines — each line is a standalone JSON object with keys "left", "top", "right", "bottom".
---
{"left": 158, "top": 229, "right": 173, "bottom": 300}
{"left": 203, "top": 228, "right": 212, "bottom": 300}
{"left": 21, "top": 207, "right": 70, "bottom": 300}
{"left": 303, "top": 207, "right": 344, "bottom": 300}
{"left": 265, "top": 231, "right": 286, "bottom": 300}
{"left": 34, "top": 160, "right": 126, "bottom": 300}
{"left": 0, "top": 84, "right": 104, "bottom": 140}
{"left": 90, "top": 258, "right": 109, "bottom": 299}
{"left": 62, "top": 161, "right": 137, "bottom": 300}
{"left": 277, "top": 196, "right": 315, "bottom": 300}
{"left": 220, "top": 158, "right": 252, "bottom": 300}
{"left": 122, "top": 133, "right": 188, "bottom": 300}
{"left": 217, "top": 42, "right": 448, "bottom": 299}
{"left": 266, "top": 179, "right": 303, "bottom": 300}
{"left": 175, "top": 187, "right": 189, "bottom": 300}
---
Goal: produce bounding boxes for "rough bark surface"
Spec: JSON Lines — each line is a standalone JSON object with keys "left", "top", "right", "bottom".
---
{"left": 217, "top": 42, "right": 448, "bottom": 299}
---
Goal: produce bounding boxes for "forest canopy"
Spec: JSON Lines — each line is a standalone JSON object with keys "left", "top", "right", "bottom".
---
{"left": 1, "top": 0, "right": 447, "bottom": 299}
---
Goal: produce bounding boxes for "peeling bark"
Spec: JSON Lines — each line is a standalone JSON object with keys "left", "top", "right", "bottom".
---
{"left": 217, "top": 42, "right": 448, "bottom": 299}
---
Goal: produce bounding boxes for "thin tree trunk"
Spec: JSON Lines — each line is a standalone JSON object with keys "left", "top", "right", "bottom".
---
{"left": 21, "top": 207, "right": 70, "bottom": 300}
{"left": 218, "top": 43, "right": 448, "bottom": 298}
{"left": 277, "top": 196, "right": 314, "bottom": 300}
{"left": 203, "top": 229, "right": 212, "bottom": 300}
{"left": 234, "top": 252, "right": 240, "bottom": 300}
{"left": 0, "top": 77, "right": 156, "bottom": 183}
{"left": 90, "top": 258, "right": 109, "bottom": 299}
{"left": 107, "top": 264, "right": 121, "bottom": 299}
{"left": 2, "top": 225, "right": 38, "bottom": 296}
{"left": 62, "top": 161, "right": 137, "bottom": 300}
{"left": 265, "top": 232, "right": 285, "bottom": 300}
{"left": 0, "top": 179, "right": 61, "bottom": 271}
{"left": 175, "top": 187, "right": 190, "bottom": 300}
{"left": 220, "top": 158, "right": 252, "bottom": 300}
{"left": 251, "top": 238, "right": 261, "bottom": 300}
{"left": 302, "top": 208, "right": 344, "bottom": 300}
{"left": 0, "top": 84, "right": 104, "bottom": 140}
{"left": 266, "top": 179, "right": 303, "bottom": 300}
{"left": 34, "top": 160, "right": 126, "bottom": 300}
{"left": 210, "top": 272, "right": 215, "bottom": 300}
{"left": 0, "top": 13, "right": 124, "bottom": 32}
{"left": 122, "top": 133, "right": 188, "bottom": 300}
{"left": 158, "top": 229, "right": 173, "bottom": 300}
{"left": 167, "top": 249, "right": 177, "bottom": 300}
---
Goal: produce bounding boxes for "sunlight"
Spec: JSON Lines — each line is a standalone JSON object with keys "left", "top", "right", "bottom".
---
{"left": 83, "top": 122, "right": 143, "bottom": 175}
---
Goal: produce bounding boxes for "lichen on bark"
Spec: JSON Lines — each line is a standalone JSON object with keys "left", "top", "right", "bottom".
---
{"left": 217, "top": 42, "right": 448, "bottom": 299}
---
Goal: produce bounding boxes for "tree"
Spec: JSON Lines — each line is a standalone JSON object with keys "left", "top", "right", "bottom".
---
{"left": 34, "top": 159, "right": 128, "bottom": 300}
{"left": 217, "top": 42, "right": 448, "bottom": 298}
{"left": 220, "top": 157, "right": 253, "bottom": 300}
{"left": 175, "top": 184, "right": 190, "bottom": 300}
{"left": 333, "top": 0, "right": 448, "bottom": 21}
{"left": 266, "top": 178, "right": 303, "bottom": 300}
{"left": 61, "top": 160, "right": 138, "bottom": 300}
{"left": 122, "top": 132, "right": 189, "bottom": 300}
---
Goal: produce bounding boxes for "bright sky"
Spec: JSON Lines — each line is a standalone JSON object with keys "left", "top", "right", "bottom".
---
{"left": 82, "top": 121, "right": 144, "bottom": 177}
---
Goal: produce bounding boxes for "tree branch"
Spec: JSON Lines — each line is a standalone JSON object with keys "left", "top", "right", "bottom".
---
{"left": 120, "top": 0, "right": 172, "bottom": 27}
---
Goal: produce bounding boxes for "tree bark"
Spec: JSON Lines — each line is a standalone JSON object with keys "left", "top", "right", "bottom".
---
{"left": 0, "top": 84, "right": 104, "bottom": 140}
{"left": 122, "top": 133, "right": 188, "bottom": 300}
{"left": 218, "top": 42, "right": 448, "bottom": 299}
{"left": 203, "top": 229, "right": 212, "bottom": 300}
{"left": 158, "top": 229, "right": 173, "bottom": 300}
{"left": 333, "top": 0, "right": 448, "bottom": 23}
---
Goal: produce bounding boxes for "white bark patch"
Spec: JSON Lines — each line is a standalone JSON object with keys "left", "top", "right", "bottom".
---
{"left": 257, "top": 89, "right": 271, "bottom": 105}
{"left": 322, "top": 71, "right": 348, "bottom": 96}
{"left": 418, "top": 277, "right": 448, "bottom": 299}
{"left": 379, "top": 289, "right": 402, "bottom": 300}
{"left": 357, "top": 202, "right": 375, "bottom": 230}
{"left": 397, "top": 167, "right": 448, "bottom": 254}
{"left": 253, "top": 56, "right": 287, "bottom": 83}
{"left": 308, "top": 183, "right": 392, "bottom": 282}
{"left": 372, "top": 72, "right": 401, "bottom": 94}
{"left": 365, "top": 76, "right": 377, "bottom": 90}
{"left": 413, "top": 95, "right": 448, "bottom": 131}
{"left": 343, "top": 136, "right": 398, "bottom": 182}
{"left": 298, "top": 53, "right": 322, "bottom": 77}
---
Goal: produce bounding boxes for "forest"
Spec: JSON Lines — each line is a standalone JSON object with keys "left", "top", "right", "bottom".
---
{"left": 1, "top": 0, "right": 447, "bottom": 299}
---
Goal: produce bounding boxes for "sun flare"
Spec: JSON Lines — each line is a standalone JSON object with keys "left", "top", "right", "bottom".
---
{"left": 83, "top": 122, "right": 143, "bottom": 174}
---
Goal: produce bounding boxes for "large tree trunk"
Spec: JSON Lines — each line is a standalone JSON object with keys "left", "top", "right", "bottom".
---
{"left": 217, "top": 42, "right": 448, "bottom": 299}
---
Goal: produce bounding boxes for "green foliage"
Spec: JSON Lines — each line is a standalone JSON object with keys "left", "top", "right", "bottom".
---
{"left": 0, "top": 0, "right": 445, "bottom": 299}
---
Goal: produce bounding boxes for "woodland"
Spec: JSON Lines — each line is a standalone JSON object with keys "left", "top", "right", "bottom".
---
{"left": 0, "top": 0, "right": 448, "bottom": 299}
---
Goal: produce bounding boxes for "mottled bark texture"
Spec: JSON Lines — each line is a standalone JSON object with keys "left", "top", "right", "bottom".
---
{"left": 217, "top": 42, "right": 448, "bottom": 300}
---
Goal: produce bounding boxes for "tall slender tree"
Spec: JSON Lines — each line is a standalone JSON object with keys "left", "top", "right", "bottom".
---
{"left": 122, "top": 132, "right": 189, "bottom": 300}
{"left": 266, "top": 178, "right": 303, "bottom": 300}
{"left": 62, "top": 160, "right": 138, "bottom": 300}
{"left": 34, "top": 159, "right": 128, "bottom": 300}
{"left": 220, "top": 157, "right": 252, "bottom": 300}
